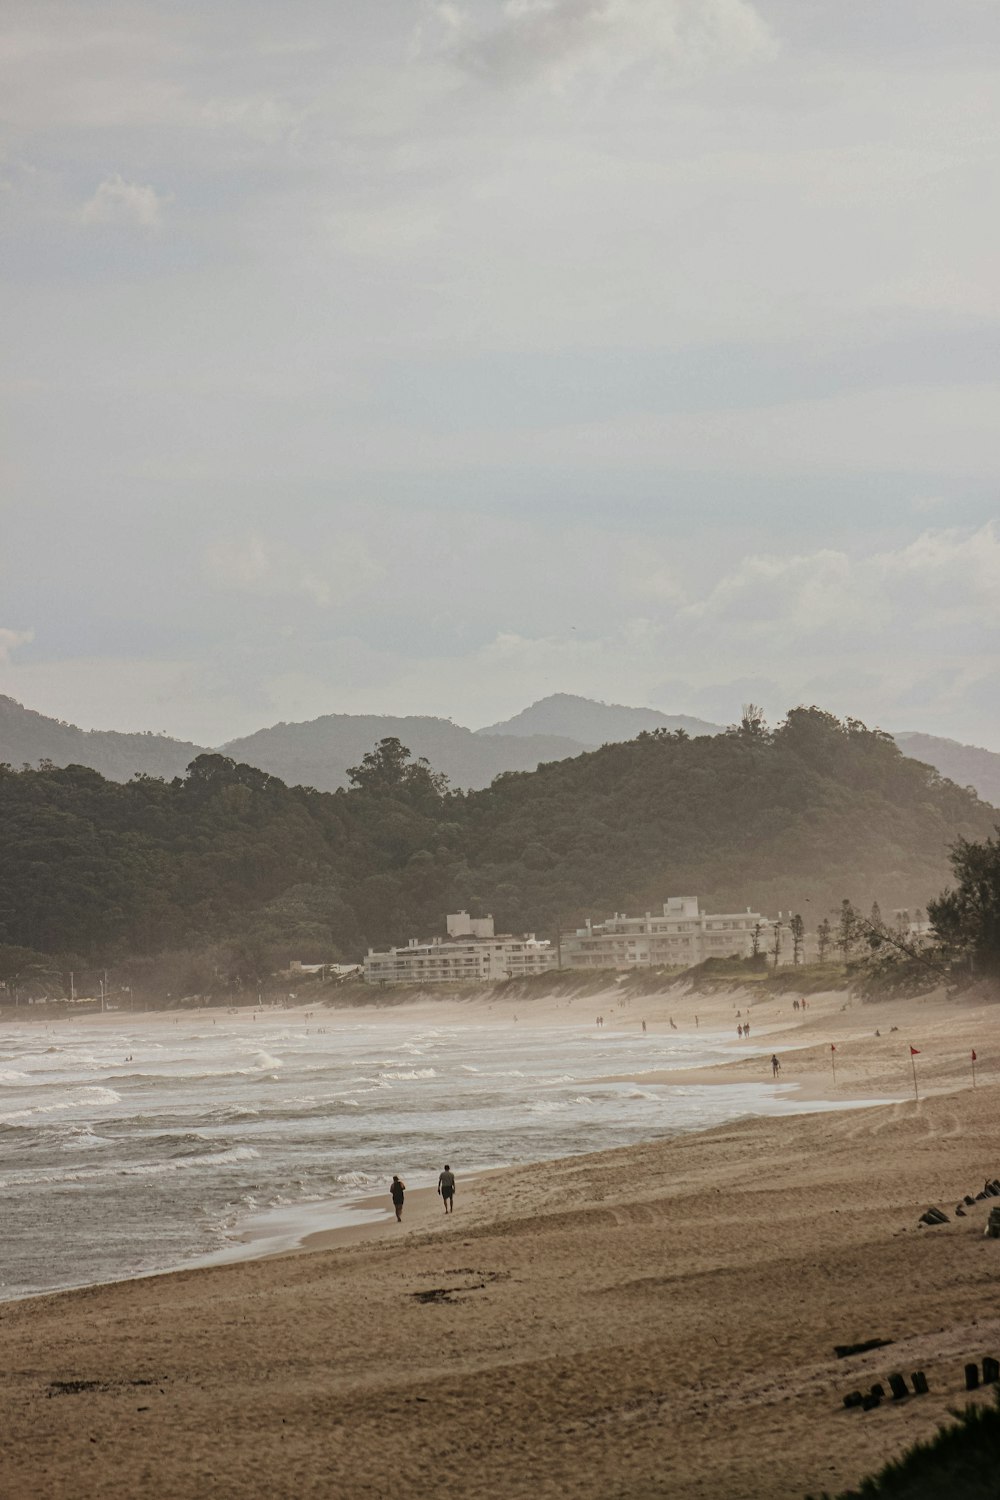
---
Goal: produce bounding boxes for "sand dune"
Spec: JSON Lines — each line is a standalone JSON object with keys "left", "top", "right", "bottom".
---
{"left": 3, "top": 985, "right": 1000, "bottom": 1498}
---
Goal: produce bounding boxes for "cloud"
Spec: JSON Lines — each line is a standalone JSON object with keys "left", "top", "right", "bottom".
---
{"left": 0, "top": 627, "right": 33, "bottom": 662}
{"left": 431, "top": 0, "right": 776, "bottom": 90}
{"left": 676, "top": 525, "right": 1000, "bottom": 644}
{"left": 202, "top": 532, "right": 385, "bottom": 608}
{"left": 81, "top": 172, "right": 169, "bottom": 229}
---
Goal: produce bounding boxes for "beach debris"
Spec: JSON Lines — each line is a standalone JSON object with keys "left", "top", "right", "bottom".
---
{"left": 966, "top": 1363, "right": 980, "bottom": 1391}
{"left": 956, "top": 1206, "right": 967, "bottom": 1216}
{"left": 985, "top": 1207, "right": 1000, "bottom": 1239}
{"left": 844, "top": 1372, "right": 932, "bottom": 1410}
{"left": 834, "top": 1337, "right": 893, "bottom": 1359}
{"left": 918, "top": 1207, "right": 949, "bottom": 1226}
{"left": 47, "top": 1377, "right": 156, "bottom": 1397}
{"left": 983, "top": 1357, "right": 1000, "bottom": 1385}
{"left": 965, "top": 1195, "right": 976, "bottom": 1206}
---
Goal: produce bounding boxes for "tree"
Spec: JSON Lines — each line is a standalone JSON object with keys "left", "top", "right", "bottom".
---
{"left": 838, "top": 898, "right": 859, "bottom": 963}
{"left": 752, "top": 921, "right": 764, "bottom": 958}
{"left": 346, "top": 737, "right": 448, "bottom": 804}
{"left": 736, "top": 703, "right": 769, "bottom": 740}
{"left": 928, "top": 830, "right": 1000, "bottom": 977}
{"left": 789, "top": 913, "right": 805, "bottom": 965}
{"left": 770, "top": 919, "right": 783, "bottom": 969}
{"left": 817, "top": 916, "right": 832, "bottom": 962}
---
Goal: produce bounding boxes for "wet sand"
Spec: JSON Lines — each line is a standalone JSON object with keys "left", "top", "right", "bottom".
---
{"left": 3, "top": 983, "right": 1000, "bottom": 1498}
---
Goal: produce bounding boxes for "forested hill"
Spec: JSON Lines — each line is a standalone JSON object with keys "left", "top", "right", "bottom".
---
{"left": 0, "top": 695, "right": 205, "bottom": 781}
{"left": 0, "top": 708, "right": 995, "bottom": 972}
{"left": 6, "top": 692, "right": 1000, "bottom": 806}
{"left": 221, "top": 713, "right": 583, "bottom": 792}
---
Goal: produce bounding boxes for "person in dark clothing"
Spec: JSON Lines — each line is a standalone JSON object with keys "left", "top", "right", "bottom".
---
{"left": 390, "top": 1175, "right": 406, "bottom": 1221}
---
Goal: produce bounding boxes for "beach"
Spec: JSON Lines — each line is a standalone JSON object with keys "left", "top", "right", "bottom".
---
{"left": 2, "top": 983, "right": 1000, "bottom": 1498}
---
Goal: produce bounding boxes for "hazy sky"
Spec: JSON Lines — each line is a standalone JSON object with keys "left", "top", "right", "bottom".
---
{"left": 3, "top": 1, "right": 999, "bottom": 747}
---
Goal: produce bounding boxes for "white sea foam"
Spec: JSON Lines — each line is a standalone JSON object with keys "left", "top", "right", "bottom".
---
{"left": 0, "top": 1010, "right": 875, "bottom": 1302}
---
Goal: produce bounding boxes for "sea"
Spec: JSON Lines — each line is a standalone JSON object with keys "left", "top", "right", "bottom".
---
{"left": 0, "top": 1006, "right": 860, "bottom": 1301}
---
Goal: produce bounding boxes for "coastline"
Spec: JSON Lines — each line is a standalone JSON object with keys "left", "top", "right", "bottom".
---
{"left": 3, "top": 984, "right": 1000, "bottom": 1498}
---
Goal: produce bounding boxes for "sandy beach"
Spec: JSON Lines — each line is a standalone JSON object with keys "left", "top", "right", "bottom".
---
{"left": 3, "top": 982, "right": 1000, "bottom": 1498}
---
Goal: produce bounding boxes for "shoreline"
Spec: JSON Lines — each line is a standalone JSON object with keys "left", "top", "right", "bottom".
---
{"left": 4, "top": 984, "right": 1000, "bottom": 1496}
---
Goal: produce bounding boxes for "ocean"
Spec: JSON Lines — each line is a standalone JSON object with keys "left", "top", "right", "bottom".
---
{"left": 0, "top": 1006, "right": 855, "bottom": 1300}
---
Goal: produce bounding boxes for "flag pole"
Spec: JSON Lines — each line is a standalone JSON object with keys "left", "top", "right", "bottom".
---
{"left": 972, "top": 1049, "right": 977, "bottom": 1089}
{"left": 830, "top": 1044, "right": 836, "bottom": 1085}
{"left": 910, "top": 1049, "right": 919, "bottom": 1102}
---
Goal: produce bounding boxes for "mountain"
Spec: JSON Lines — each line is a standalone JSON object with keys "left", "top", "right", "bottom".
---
{"left": 477, "top": 693, "right": 722, "bottom": 745}
{"left": 222, "top": 715, "right": 585, "bottom": 792}
{"left": 0, "top": 695, "right": 206, "bottom": 781}
{"left": 895, "top": 732, "right": 1000, "bottom": 810}
{"left": 4, "top": 692, "right": 1000, "bottom": 808}
{"left": 1, "top": 707, "right": 993, "bottom": 974}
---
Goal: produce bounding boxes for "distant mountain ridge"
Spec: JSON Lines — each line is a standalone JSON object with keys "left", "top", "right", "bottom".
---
{"left": 894, "top": 732, "right": 1000, "bottom": 809}
{"left": 221, "top": 715, "right": 584, "bottom": 794}
{"left": 0, "top": 695, "right": 206, "bottom": 782}
{"left": 3, "top": 691, "right": 1000, "bottom": 806}
{"left": 477, "top": 693, "right": 722, "bottom": 744}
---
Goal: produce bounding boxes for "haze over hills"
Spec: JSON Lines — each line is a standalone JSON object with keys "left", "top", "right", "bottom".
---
{"left": 893, "top": 732, "right": 1000, "bottom": 810}
{"left": 1, "top": 707, "right": 993, "bottom": 969}
{"left": 478, "top": 694, "right": 722, "bottom": 745}
{"left": 3, "top": 692, "right": 1000, "bottom": 808}
{"left": 0, "top": 695, "right": 206, "bottom": 782}
{"left": 221, "top": 715, "right": 583, "bottom": 794}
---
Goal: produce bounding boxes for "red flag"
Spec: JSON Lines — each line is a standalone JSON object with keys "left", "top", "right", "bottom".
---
{"left": 910, "top": 1046, "right": 921, "bottom": 1056}
{"left": 972, "top": 1050, "right": 977, "bottom": 1061}
{"left": 830, "top": 1043, "right": 836, "bottom": 1052}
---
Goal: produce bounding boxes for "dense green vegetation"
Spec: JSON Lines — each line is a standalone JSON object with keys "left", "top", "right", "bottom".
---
{"left": 927, "top": 831, "right": 1000, "bottom": 979}
{"left": 811, "top": 1391, "right": 1000, "bottom": 1499}
{"left": 0, "top": 708, "right": 994, "bottom": 995}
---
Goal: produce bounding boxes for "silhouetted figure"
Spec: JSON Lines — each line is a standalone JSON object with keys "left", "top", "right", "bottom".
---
{"left": 771, "top": 1054, "right": 781, "bottom": 1078}
{"left": 390, "top": 1175, "right": 406, "bottom": 1222}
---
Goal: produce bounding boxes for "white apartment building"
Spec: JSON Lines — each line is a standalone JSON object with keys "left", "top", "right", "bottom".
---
{"left": 560, "top": 896, "right": 766, "bottom": 971}
{"left": 364, "top": 912, "right": 557, "bottom": 987}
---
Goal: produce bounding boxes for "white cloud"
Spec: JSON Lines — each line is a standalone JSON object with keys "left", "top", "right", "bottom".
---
{"left": 677, "top": 525, "right": 1000, "bottom": 643}
{"left": 81, "top": 172, "right": 169, "bottom": 229}
{"left": 432, "top": 0, "right": 776, "bottom": 90}
{"left": 0, "top": 626, "right": 33, "bottom": 662}
{"left": 202, "top": 532, "right": 385, "bottom": 608}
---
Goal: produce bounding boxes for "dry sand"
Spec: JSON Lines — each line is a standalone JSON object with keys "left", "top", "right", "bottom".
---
{"left": 4, "top": 982, "right": 1000, "bottom": 1499}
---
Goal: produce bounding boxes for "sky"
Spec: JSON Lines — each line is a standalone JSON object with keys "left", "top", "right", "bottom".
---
{"left": 2, "top": 0, "right": 999, "bottom": 748}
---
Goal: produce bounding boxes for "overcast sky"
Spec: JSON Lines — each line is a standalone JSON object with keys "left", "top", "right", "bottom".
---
{"left": 2, "top": 0, "right": 999, "bottom": 748}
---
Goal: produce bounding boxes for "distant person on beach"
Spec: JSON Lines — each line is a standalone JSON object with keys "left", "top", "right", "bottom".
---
{"left": 737, "top": 1024, "right": 743, "bottom": 1039}
{"left": 743, "top": 1021, "right": 750, "bottom": 1038}
{"left": 641, "top": 1019, "right": 647, "bottom": 1033}
{"left": 438, "top": 1165, "right": 456, "bottom": 1213}
{"left": 390, "top": 1175, "right": 406, "bottom": 1222}
{"left": 771, "top": 1054, "right": 781, "bottom": 1077}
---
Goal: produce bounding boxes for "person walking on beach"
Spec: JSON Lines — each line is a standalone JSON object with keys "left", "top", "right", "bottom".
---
{"left": 771, "top": 1054, "right": 781, "bottom": 1078}
{"left": 438, "top": 1164, "right": 456, "bottom": 1213}
{"left": 390, "top": 1175, "right": 406, "bottom": 1222}
{"left": 641, "top": 1019, "right": 647, "bottom": 1033}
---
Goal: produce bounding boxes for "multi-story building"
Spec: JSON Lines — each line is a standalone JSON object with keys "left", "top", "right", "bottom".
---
{"left": 560, "top": 896, "right": 766, "bottom": 971}
{"left": 364, "top": 912, "right": 557, "bottom": 987}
